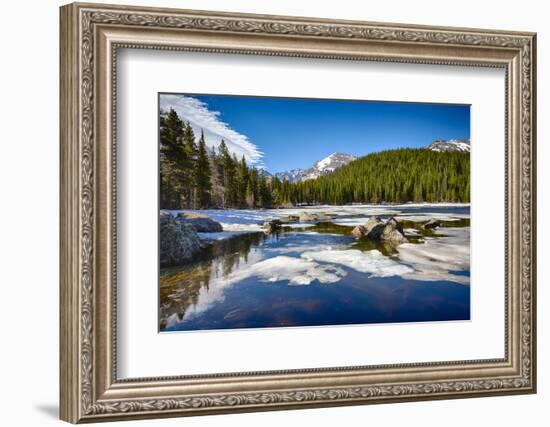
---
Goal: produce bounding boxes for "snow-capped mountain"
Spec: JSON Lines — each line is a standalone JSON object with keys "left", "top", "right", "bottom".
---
{"left": 274, "top": 152, "right": 356, "bottom": 182}
{"left": 255, "top": 167, "right": 272, "bottom": 178}
{"left": 427, "top": 139, "right": 470, "bottom": 153}
{"left": 302, "top": 152, "right": 357, "bottom": 180}
{"left": 274, "top": 168, "right": 305, "bottom": 182}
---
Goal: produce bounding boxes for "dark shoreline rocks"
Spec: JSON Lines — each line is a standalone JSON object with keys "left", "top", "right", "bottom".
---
{"left": 176, "top": 211, "right": 223, "bottom": 232}
{"left": 160, "top": 212, "right": 202, "bottom": 267}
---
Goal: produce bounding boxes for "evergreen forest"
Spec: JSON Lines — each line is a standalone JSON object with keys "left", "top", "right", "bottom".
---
{"left": 160, "top": 108, "right": 470, "bottom": 210}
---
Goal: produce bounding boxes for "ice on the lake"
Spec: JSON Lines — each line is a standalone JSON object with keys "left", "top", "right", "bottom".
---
{"left": 404, "top": 228, "right": 421, "bottom": 236}
{"left": 396, "top": 213, "right": 469, "bottom": 222}
{"left": 219, "top": 222, "right": 263, "bottom": 232}
{"left": 223, "top": 256, "right": 347, "bottom": 286}
{"left": 397, "top": 227, "right": 470, "bottom": 285}
{"left": 302, "top": 249, "right": 413, "bottom": 278}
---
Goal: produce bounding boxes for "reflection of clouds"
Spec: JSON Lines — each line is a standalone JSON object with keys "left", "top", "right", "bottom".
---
{"left": 167, "top": 250, "right": 264, "bottom": 326}
{"left": 398, "top": 227, "right": 470, "bottom": 285}
{"left": 169, "top": 254, "right": 347, "bottom": 326}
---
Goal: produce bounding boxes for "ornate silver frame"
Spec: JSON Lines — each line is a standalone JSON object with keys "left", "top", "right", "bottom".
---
{"left": 60, "top": 2, "right": 537, "bottom": 423}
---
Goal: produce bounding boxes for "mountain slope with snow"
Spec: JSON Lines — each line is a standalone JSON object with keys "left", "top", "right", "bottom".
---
{"left": 427, "top": 139, "right": 470, "bottom": 153}
{"left": 275, "top": 152, "right": 356, "bottom": 182}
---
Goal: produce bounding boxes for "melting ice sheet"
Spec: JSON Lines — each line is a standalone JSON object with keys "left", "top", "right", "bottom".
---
{"left": 397, "top": 227, "right": 470, "bottom": 285}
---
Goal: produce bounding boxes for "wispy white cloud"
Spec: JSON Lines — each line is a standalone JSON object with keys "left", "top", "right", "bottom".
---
{"left": 160, "top": 94, "right": 263, "bottom": 165}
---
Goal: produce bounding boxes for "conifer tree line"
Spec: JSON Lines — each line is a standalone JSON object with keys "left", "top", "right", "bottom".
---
{"left": 160, "top": 108, "right": 470, "bottom": 209}
{"left": 290, "top": 148, "right": 470, "bottom": 205}
{"left": 160, "top": 108, "right": 278, "bottom": 209}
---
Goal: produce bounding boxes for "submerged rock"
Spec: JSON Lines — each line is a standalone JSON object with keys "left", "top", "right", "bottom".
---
{"left": 352, "top": 216, "right": 407, "bottom": 244}
{"left": 176, "top": 211, "right": 223, "bottom": 232}
{"left": 263, "top": 219, "right": 282, "bottom": 234}
{"left": 422, "top": 219, "right": 442, "bottom": 230}
{"left": 160, "top": 212, "right": 202, "bottom": 267}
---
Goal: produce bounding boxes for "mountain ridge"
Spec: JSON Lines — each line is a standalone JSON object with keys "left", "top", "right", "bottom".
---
{"left": 274, "top": 152, "right": 356, "bottom": 183}
{"left": 427, "top": 139, "right": 470, "bottom": 153}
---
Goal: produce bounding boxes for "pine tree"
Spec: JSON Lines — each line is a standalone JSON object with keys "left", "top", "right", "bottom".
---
{"left": 159, "top": 108, "right": 185, "bottom": 209}
{"left": 237, "top": 156, "right": 249, "bottom": 208}
{"left": 246, "top": 168, "right": 258, "bottom": 207}
{"left": 258, "top": 175, "right": 272, "bottom": 207}
{"left": 181, "top": 122, "right": 198, "bottom": 208}
{"left": 217, "top": 140, "right": 232, "bottom": 207}
{"left": 195, "top": 130, "right": 211, "bottom": 208}
{"left": 208, "top": 146, "right": 224, "bottom": 207}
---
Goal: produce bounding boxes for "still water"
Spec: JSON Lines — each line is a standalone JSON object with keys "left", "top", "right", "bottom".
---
{"left": 160, "top": 204, "right": 470, "bottom": 332}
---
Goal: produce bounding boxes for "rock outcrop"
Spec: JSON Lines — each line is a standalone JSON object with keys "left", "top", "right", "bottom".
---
{"left": 263, "top": 219, "right": 282, "bottom": 234}
{"left": 352, "top": 216, "right": 407, "bottom": 244}
{"left": 176, "top": 211, "right": 223, "bottom": 232}
{"left": 160, "top": 211, "right": 202, "bottom": 267}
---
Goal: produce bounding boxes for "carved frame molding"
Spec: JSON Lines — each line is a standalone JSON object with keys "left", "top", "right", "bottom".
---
{"left": 60, "top": 2, "right": 536, "bottom": 423}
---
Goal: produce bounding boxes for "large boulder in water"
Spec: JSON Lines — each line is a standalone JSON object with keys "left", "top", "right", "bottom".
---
{"left": 380, "top": 216, "right": 407, "bottom": 243}
{"left": 176, "top": 211, "right": 223, "bottom": 232}
{"left": 352, "top": 216, "right": 407, "bottom": 244}
{"left": 160, "top": 212, "right": 202, "bottom": 267}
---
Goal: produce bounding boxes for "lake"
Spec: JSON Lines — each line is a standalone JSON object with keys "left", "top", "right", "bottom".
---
{"left": 160, "top": 204, "right": 470, "bottom": 332}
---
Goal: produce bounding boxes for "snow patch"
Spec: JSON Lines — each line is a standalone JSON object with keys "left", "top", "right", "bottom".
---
{"left": 302, "top": 249, "right": 413, "bottom": 277}
{"left": 397, "top": 227, "right": 470, "bottom": 285}
{"left": 225, "top": 256, "right": 347, "bottom": 286}
{"left": 220, "top": 222, "right": 263, "bottom": 232}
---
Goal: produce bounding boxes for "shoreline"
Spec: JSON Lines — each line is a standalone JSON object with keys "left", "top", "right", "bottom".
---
{"left": 163, "top": 202, "right": 471, "bottom": 213}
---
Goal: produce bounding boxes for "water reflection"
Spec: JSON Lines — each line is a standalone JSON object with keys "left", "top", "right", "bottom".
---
{"left": 160, "top": 232, "right": 268, "bottom": 329}
{"left": 160, "top": 208, "right": 471, "bottom": 331}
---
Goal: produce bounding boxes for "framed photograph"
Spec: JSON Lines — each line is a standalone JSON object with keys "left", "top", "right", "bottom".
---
{"left": 60, "top": 2, "right": 537, "bottom": 423}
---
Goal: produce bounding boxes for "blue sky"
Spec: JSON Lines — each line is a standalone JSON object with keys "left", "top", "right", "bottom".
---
{"left": 160, "top": 93, "right": 470, "bottom": 173}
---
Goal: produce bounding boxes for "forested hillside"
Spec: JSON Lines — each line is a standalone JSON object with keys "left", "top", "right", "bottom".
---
{"left": 160, "top": 108, "right": 470, "bottom": 209}
{"left": 290, "top": 148, "right": 470, "bottom": 205}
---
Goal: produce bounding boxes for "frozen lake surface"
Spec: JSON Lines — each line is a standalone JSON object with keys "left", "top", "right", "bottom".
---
{"left": 160, "top": 204, "right": 470, "bottom": 332}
